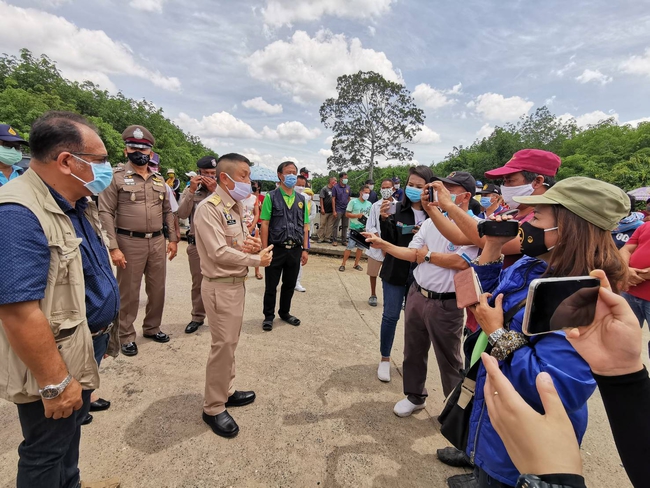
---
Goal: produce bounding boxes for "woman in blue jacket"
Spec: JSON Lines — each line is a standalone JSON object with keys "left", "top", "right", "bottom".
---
{"left": 447, "top": 177, "right": 630, "bottom": 488}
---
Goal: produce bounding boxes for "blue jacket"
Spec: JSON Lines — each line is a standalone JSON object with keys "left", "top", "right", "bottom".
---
{"left": 467, "top": 256, "right": 597, "bottom": 486}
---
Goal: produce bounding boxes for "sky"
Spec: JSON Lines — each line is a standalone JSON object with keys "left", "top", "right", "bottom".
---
{"left": 2, "top": 0, "right": 650, "bottom": 173}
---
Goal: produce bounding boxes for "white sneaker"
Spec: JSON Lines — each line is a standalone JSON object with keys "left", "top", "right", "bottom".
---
{"left": 393, "top": 398, "right": 426, "bottom": 417}
{"left": 377, "top": 361, "right": 391, "bottom": 382}
{"left": 294, "top": 282, "right": 306, "bottom": 292}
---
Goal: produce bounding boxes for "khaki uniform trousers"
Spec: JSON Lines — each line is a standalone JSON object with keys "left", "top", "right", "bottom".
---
{"left": 116, "top": 234, "right": 166, "bottom": 344}
{"left": 187, "top": 244, "right": 206, "bottom": 322}
{"left": 202, "top": 279, "right": 245, "bottom": 415}
{"left": 318, "top": 212, "right": 336, "bottom": 241}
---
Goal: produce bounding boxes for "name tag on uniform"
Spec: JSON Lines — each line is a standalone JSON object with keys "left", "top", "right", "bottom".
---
{"left": 124, "top": 177, "right": 135, "bottom": 185}
{"left": 223, "top": 212, "right": 237, "bottom": 225}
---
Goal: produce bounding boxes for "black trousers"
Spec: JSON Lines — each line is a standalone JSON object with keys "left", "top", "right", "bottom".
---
{"left": 263, "top": 246, "right": 302, "bottom": 319}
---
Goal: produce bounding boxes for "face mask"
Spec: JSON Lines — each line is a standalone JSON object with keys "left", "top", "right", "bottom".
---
{"left": 368, "top": 185, "right": 374, "bottom": 191}
{"left": 480, "top": 197, "right": 492, "bottom": 208}
{"left": 148, "top": 164, "right": 159, "bottom": 173}
{"left": 0, "top": 146, "right": 22, "bottom": 166}
{"left": 295, "top": 185, "right": 305, "bottom": 193}
{"left": 405, "top": 186, "right": 422, "bottom": 203}
{"left": 225, "top": 173, "right": 252, "bottom": 201}
{"left": 127, "top": 151, "right": 150, "bottom": 166}
{"left": 283, "top": 174, "right": 297, "bottom": 188}
{"left": 361, "top": 193, "right": 370, "bottom": 200}
{"left": 70, "top": 155, "right": 114, "bottom": 195}
{"left": 519, "top": 221, "right": 558, "bottom": 257}
{"left": 342, "top": 178, "right": 349, "bottom": 185}
{"left": 500, "top": 183, "right": 534, "bottom": 209}
{"left": 394, "top": 184, "right": 401, "bottom": 190}
{"left": 380, "top": 188, "right": 394, "bottom": 200}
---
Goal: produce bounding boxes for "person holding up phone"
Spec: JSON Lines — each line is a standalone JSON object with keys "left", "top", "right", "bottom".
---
{"left": 443, "top": 177, "right": 630, "bottom": 488}
{"left": 339, "top": 186, "right": 372, "bottom": 272}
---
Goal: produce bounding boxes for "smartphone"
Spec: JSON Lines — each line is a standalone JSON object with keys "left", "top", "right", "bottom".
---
{"left": 349, "top": 229, "right": 370, "bottom": 250}
{"left": 521, "top": 277, "right": 600, "bottom": 336}
{"left": 428, "top": 187, "right": 438, "bottom": 203}
{"left": 477, "top": 220, "right": 520, "bottom": 238}
{"left": 401, "top": 224, "right": 416, "bottom": 235}
{"left": 500, "top": 209, "right": 519, "bottom": 217}
{"left": 454, "top": 268, "right": 484, "bottom": 309}
{"left": 387, "top": 200, "right": 397, "bottom": 215}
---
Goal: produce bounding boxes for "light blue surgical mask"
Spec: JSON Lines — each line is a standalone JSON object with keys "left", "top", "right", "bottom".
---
{"left": 480, "top": 197, "right": 492, "bottom": 208}
{"left": 70, "top": 154, "right": 113, "bottom": 195}
{"left": 0, "top": 146, "right": 23, "bottom": 166}
{"left": 225, "top": 173, "right": 252, "bottom": 201}
{"left": 283, "top": 174, "right": 297, "bottom": 188}
{"left": 405, "top": 186, "right": 422, "bottom": 203}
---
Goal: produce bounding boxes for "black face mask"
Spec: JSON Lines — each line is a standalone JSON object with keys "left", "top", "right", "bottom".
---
{"left": 519, "top": 221, "right": 558, "bottom": 257}
{"left": 127, "top": 151, "right": 150, "bottom": 166}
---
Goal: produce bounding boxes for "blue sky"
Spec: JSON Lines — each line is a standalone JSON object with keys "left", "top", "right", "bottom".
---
{"left": 3, "top": 0, "right": 650, "bottom": 173}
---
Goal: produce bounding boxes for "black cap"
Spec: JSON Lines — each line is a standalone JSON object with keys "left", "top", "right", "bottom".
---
{"left": 197, "top": 155, "right": 218, "bottom": 169}
{"left": 300, "top": 167, "right": 309, "bottom": 174}
{"left": 478, "top": 183, "right": 501, "bottom": 195}
{"left": 431, "top": 171, "right": 477, "bottom": 196}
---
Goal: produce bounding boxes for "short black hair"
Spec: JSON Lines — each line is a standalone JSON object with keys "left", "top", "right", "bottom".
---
{"left": 29, "top": 111, "right": 97, "bottom": 162}
{"left": 408, "top": 165, "right": 434, "bottom": 186}
{"left": 216, "top": 153, "right": 251, "bottom": 166}
{"left": 521, "top": 170, "right": 556, "bottom": 188}
{"left": 360, "top": 185, "right": 370, "bottom": 193}
{"left": 381, "top": 178, "right": 394, "bottom": 185}
{"left": 365, "top": 179, "right": 374, "bottom": 184}
{"left": 277, "top": 160, "right": 297, "bottom": 174}
{"left": 299, "top": 167, "right": 308, "bottom": 174}
{"left": 339, "top": 171, "right": 347, "bottom": 178}
{"left": 297, "top": 175, "right": 307, "bottom": 184}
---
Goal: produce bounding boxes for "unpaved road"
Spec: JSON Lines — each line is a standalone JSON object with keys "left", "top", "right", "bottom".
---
{"left": 0, "top": 243, "right": 642, "bottom": 487}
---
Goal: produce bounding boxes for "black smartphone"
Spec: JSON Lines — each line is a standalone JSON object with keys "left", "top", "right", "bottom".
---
{"left": 521, "top": 277, "right": 601, "bottom": 336}
{"left": 428, "top": 187, "right": 438, "bottom": 203}
{"left": 477, "top": 220, "right": 520, "bottom": 238}
{"left": 349, "top": 229, "right": 370, "bottom": 250}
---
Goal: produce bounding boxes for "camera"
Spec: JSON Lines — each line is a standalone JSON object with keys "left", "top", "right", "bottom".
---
{"left": 477, "top": 220, "right": 519, "bottom": 238}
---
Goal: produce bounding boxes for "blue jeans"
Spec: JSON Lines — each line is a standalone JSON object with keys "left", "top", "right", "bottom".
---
{"left": 92, "top": 332, "right": 110, "bottom": 367}
{"left": 380, "top": 281, "right": 408, "bottom": 357}
{"left": 623, "top": 292, "right": 650, "bottom": 328}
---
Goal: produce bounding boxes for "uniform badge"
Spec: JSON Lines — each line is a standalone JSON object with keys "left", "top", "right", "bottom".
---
{"left": 447, "top": 242, "right": 457, "bottom": 252}
{"left": 153, "top": 180, "right": 163, "bottom": 186}
{"left": 8, "top": 127, "right": 17, "bottom": 136}
{"left": 211, "top": 159, "right": 216, "bottom": 167}
{"left": 208, "top": 194, "right": 221, "bottom": 206}
{"left": 130, "top": 193, "right": 136, "bottom": 201}
{"left": 159, "top": 193, "right": 164, "bottom": 200}
{"left": 124, "top": 177, "right": 135, "bottom": 185}
{"left": 223, "top": 211, "right": 237, "bottom": 225}
{"left": 298, "top": 201, "right": 303, "bottom": 209}
{"left": 133, "top": 128, "right": 144, "bottom": 139}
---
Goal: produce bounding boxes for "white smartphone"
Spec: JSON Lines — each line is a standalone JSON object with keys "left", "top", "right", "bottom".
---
{"left": 387, "top": 200, "right": 397, "bottom": 215}
{"left": 521, "top": 276, "right": 600, "bottom": 336}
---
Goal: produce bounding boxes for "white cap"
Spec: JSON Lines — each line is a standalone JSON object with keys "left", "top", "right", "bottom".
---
{"left": 186, "top": 171, "right": 197, "bottom": 177}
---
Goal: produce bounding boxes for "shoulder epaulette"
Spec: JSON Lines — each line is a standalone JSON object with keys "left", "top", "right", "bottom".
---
{"left": 208, "top": 194, "right": 222, "bottom": 206}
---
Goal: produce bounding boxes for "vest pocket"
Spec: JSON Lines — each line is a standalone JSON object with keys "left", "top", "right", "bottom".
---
{"left": 50, "top": 238, "right": 83, "bottom": 285}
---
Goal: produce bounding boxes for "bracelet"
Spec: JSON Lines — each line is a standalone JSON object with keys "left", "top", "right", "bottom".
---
{"left": 491, "top": 330, "right": 528, "bottom": 360}
{"left": 472, "top": 254, "right": 504, "bottom": 266}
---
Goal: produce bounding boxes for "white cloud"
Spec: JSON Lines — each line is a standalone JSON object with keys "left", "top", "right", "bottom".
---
{"left": 575, "top": 69, "right": 613, "bottom": 85}
{"left": 620, "top": 48, "right": 650, "bottom": 78}
{"left": 319, "top": 148, "right": 333, "bottom": 157}
{"left": 624, "top": 117, "right": 650, "bottom": 127}
{"left": 324, "top": 135, "right": 334, "bottom": 145}
{"left": 129, "top": 0, "right": 165, "bottom": 13}
{"left": 468, "top": 93, "right": 534, "bottom": 122}
{"left": 245, "top": 29, "right": 402, "bottom": 104}
{"left": 262, "top": 0, "right": 394, "bottom": 27}
{"left": 175, "top": 111, "right": 261, "bottom": 140}
{"left": 0, "top": 2, "right": 180, "bottom": 92}
{"left": 37, "top": 0, "right": 71, "bottom": 6}
{"left": 242, "top": 97, "right": 283, "bottom": 115}
{"left": 558, "top": 110, "right": 619, "bottom": 128}
{"left": 476, "top": 123, "right": 495, "bottom": 139}
{"left": 412, "top": 83, "right": 460, "bottom": 110}
{"left": 544, "top": 96, "right": 556, "bottom": 106}
{"left": 368, "top": 26, "right": 376, "bottom": 36}
{"left": 551, "top": 61, "right": 576, "bottom": 77}
{"left": 411, "top": 125, "right": 441, "bottom": 144}
{"left": 261, "top": 121, "right": 321, "bottom": 144}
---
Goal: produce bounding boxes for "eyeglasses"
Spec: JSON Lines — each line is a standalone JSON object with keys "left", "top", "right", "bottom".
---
{"left": 0, "top": 141, "right": 22, "bottom": 150}
{"left": 70, "top": 152, "right": 110, "bottom": 164}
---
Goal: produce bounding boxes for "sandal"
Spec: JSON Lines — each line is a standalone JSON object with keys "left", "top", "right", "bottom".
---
{"left": 332, "top": 241, "right": 338, "bottom": 246}
{"left": 339, "top": 266, "right": 345, "bottom": 272}
{"left": 353, "top": 265, "right": 363, "bottom": 271}
{"left": 255, "top": 272, "right": 263, "bottom": 280}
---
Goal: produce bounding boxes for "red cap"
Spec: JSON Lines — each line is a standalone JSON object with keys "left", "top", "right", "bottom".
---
{"left": 484, "top": 149, "right": 561, "bottom": 179}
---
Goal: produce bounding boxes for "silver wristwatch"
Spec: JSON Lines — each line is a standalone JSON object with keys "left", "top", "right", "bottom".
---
{"left": 488, "top": 328, "right": 506, "bottom": 346}
{"left": 39, "top": 373, "right": 73, "bottom": 400}
{"left": 424, "top": 251, "right": 432, "bottom": 262}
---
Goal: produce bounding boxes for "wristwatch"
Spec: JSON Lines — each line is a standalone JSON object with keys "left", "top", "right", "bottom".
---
{"left": 39, "top": 373, "right": 73, "bottom": 400}
{"left": 424, "top": 251, "right": 432, "bottom": 262}
{"left": 488, "top": 327, "right": 506, "bottom": 346}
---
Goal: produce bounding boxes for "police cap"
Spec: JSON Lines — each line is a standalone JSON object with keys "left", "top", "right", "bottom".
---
{"left": 197, "top": 155, "right": 218, "bottom": 169}
{"left": 122, "top": 125, "right": 155, "bottom": 147}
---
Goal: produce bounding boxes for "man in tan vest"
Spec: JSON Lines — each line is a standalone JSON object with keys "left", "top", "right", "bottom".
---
{"left": 0, "top": 111, "right": 120, "bottom": 487}
{"left": 194, "top": 153, "right": 273, "bottom": 437}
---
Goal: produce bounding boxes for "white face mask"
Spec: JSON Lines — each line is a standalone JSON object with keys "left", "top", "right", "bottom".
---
{"left": 294, "top": 186, "right": 305, "bottom": 193}
{"left": 361, "top": 193, "right": 370, "bottom": 200}
{"left": 368, "top": 185, "right": 374, "bottom": 191}
{"left": 380, "top": 188, "right": 394, "bottom": 200}
{"left": 500, "top": 183, "right": 534, "bottom": 209}
{"left": 394, "top": 184, "right": 400, "bottom": 190}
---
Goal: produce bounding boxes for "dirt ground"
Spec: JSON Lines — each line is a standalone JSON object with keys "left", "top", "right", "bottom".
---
{"left": 0, "top": 243, "right": 643, "bottom": 487}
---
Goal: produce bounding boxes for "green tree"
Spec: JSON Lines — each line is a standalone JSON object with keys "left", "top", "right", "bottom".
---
{"left": 320, "top": 71, "right": 425, "bottom": 180}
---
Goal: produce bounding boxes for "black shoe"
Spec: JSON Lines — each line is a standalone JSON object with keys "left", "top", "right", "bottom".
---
{"left": 262, "top": 319, "right": 273, "bottom": 331}
{"left": 225, "top": 390, "right": 256, "bottom": 408}
{"left": 81, "top": 414, "right": 93, "bottom": 425}
{"left": 202, "top": 411, "right": 239, "bottom": 438}
{"left": 89, "top": 398, "right": 111, "bottom": 412}
{"left": 121, "top": 342, "right": 138, "bottom": 356}
{"left": 185, "top": 321, "right": 204, "bottom": 334}
{"left": 437, "top": 447, "right": 473, "bottom": 468}
{"left": 280, "top": 314, "right": 301, "bottom": 326}
{"left": 143, "top": 331, "right": 170, "bottom": 343}
{"left": 446, "top": 473, "right": 478, "bottom": 488}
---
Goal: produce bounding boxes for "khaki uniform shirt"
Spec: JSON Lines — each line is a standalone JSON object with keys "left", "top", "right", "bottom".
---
{"left": 99, "top": 162, "right": 178, "bottom": 249}
{"left": 194, "top": 185, "right": 261, "bottom": 279}
{"left": 177, "top": 186, "right": 210, "bottom": 236}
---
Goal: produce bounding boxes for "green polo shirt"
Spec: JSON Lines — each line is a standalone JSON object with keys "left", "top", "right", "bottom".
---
{"left": 260, "top": 187, "right": 310, "bottom": 223}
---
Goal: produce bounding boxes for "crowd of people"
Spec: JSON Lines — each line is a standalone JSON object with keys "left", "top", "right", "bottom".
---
{"left": 0, "top": 113, "right": 648, "bottom": 488}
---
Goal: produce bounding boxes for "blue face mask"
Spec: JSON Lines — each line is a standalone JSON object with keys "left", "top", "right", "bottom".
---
{"left": 70, "top": 154, "right": 113, "bottom": 195}
{"left": 480, "top": 197, "right": 492, "bottom": 208}
{"left": 0, "top": 146, "right": 23, "bottom": 166}
{"left": 283, "top": 174, "right": 297, "bottom": 188}
{"left": 405, "top": 186, "right": 422, "bottom": 203}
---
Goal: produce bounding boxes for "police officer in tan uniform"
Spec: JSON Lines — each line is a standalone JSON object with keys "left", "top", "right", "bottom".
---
{"left": 194, "top": 153, "right": 273, "bottom": 438}
{"left": 99, "top": 125, "right": 178, "bottom": 357}
{"left": 177, "top": 155, "right": 218, "bottom": 334}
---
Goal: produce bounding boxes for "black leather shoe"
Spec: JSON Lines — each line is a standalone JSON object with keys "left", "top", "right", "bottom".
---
{"left": 262, "top": 319, "right": 273, "bottom": 331}
{"left": 143, "top": 331, "right": 170, "bottom": 343}
{"left": 280, "top": 314, "right": 301, "bottom": 326}
{"left": 202, "top": 411, "right": 239, "bottom": 438}
{"left": 446, "top": 473, "right": 478, "bottom": 488}
{"left": 121, "top": 342, "right": 138, "bottom": 356}
{"left": 81, "top": 414, "right": 93, "bottom": 425}
{"left": 225, "top": 390, "right": 256, "bottom": 408}
{"left": 437, "top": 447, "right": 473, "bottom": 468}
{"left": 89, "top": 398, "right": 111, "bottom": 412}
{"left": 185, "top": 321, "right": 204, "bottom": 334}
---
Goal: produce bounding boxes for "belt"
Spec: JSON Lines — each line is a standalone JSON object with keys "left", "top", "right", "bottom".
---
{"left": 187, "top": 235, "right": 196, "bottom": 245}
{"left": 116, "top": 228, "right": 163, "bottom": 239}
{"left": 276, "top": 240, "right": 300, "bottom": 249}
{"left": 416, "top": 283, "right": 456, "bottom": 301}
{"left": 205, "top": 276, "right": 248, "bottom": 283}
{"left": 91, "top": 321, "right": 115, "bottom": 338}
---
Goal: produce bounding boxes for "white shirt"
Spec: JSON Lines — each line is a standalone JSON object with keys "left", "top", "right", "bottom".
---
{"left": 366, "top": 198, "right": 391, "bottom": 262}
{"left": 165, "top": 184, "right": 179, "bottom": 212}
{"left": 408, "top": 218, "right": 480, "bottom": 293}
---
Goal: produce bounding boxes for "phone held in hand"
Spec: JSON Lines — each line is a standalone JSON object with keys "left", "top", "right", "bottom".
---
{"left": 477, "top": 220, "right": 520, "bottom": 238}
{"left": 521, "top": 276, "right": 601, "bottom": 336}
{"left": 454, "top": 268, "right": 484, "bottom": 309}
{"left": 349, "top": 229, "right": 370, "bottom": 250}
{"left": 428, "top": 187, "right": 438, "bottom": 203}
{"left": 387, "top": 200, "right": 397, "bottom": 215}
{"left": 400, "top": 224, "right": 416, "bottom": 235}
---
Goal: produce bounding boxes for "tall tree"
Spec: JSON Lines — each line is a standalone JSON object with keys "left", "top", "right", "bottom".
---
{"left": 320, "top": 71, "right": 424, "bottom": 180}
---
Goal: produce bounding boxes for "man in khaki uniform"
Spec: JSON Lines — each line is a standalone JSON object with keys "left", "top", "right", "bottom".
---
{"left": 194, "top": 153, "right": 273, "bottom": 438}
{"left": 99, "top": 125, "right": 178, "bottom": 357}
{"left": 177, "top": 155, "right": 218, "bottom": 334}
